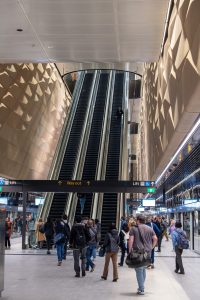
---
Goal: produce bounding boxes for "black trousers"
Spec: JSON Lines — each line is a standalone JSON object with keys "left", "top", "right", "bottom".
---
{"left": 46, "top": 236, "right": 52, "bottom": 251}
{"left": 5, "top": 236, "right": 11, "bottom": 248}
{"left": 175, "top": 246, "right": 184, "bottom": 273}
{"left": 157, "top": 235, "right": 163, "bottom": 251}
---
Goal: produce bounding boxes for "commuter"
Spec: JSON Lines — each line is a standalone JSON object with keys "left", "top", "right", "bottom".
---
{"left": 146, "top": 217, "right": 161, "bottom": 269}
{"left": 118, "top": 223, "right": 129, "bottom": 267}
{"left": 154, "top": 216, "right": 166, "bottom": 252}
{"left": 94, "top": 218, "right": 101, "bottom": 247}
{"left": 17, "top": 216, "right": 23, "bottom": 235}
{"left": 172, "top": 221, "right": 188, "bottom": 275}
{"left": 120, "top": 216, "right": 127, "bottom": 230}
{"left": 169, "top": 219, "right": 176, "bottom": 235}
{"left": 5, "top": 217, "right": 12, "bottom": 249}
{"left": 44, "top": 217, "right": 54, "bottom": 255}
{"left": 36, "top": 218, "right": 46, "bottom": 249}
{"left": 116, "top": 107, "right": 124, "bottom": 119}
{"left": 86, "top": 219, "right": 97, "bottom": 272}
{"left": 101, "top": 223, "right": 119, "bottom": 282}
{"left": 128, "top": 217, "right": 136, "bottom": 229}
{"left": 54, "top": 219, "right": 66, "bottom": 266}
{"left": 77, "top": 193, "right": 86, "bottom": 215}
{"left": 27, "top": 215, "right": 36, "bottom": 248}
{"left": 129, "top": 214, "right": 157, "bottom": 295}
{"left": 69, "top": 215, "right": 91, "bottom": 277}
{"left": 61, "top": 214, "right": 71, "bottom": 260}
{"left": 162, "top": 217, "right": 169, "bottom": 241}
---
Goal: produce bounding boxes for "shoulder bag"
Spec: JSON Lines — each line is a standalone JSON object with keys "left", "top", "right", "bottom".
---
{"left": 125, "top": 226, "right": 151, "bottom": 268}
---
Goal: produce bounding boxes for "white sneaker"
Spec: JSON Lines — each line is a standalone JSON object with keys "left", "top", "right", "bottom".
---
{"left": 137, "top": 290, "right": 145, "bottom": 295}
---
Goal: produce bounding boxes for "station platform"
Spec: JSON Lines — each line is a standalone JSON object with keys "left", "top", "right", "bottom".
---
{"left": 2, "top": 239, "right": 200, "bottom": 300}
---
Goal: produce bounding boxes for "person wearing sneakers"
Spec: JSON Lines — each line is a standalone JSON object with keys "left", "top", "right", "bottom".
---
{"left": 54, "top": 219, "right": 66, "bottom": 266}
{"left": 101, "top": 223, "right": 119, "bottom": 282}
{"left": 172, "top": 221, "right": 188, "bottom": 275}
{"left": 118, "top": 223, "right": 129, "bottom": 266}
{"left": 86, "top": 219, "right": 97, "bottom": 272}
{"left": 129, "top": 214, "right": 157, "bottom": 295}
{"left": 145, "top": 217, "right": 160, "bottom": 269}
{"left": 69, "top": 216, "right": 91, "bottom": 278}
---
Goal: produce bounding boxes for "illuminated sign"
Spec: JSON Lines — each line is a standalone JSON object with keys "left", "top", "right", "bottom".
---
{"left": 147, "top": 187, "right": 156, "bottom": 193}
{"left": 142, "top": 199, "right": 155, "bottom": 207}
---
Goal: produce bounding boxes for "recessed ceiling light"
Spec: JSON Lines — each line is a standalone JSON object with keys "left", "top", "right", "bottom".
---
{"left": 48, "top": 46, "right": 54, "bottom": 49}
{"left": 17, "top": 28, "right": 23, "bottom": 32}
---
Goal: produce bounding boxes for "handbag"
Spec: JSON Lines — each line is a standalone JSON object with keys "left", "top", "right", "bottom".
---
{"left": 54, "top": 233, "right": 65, "bottom": 244}
{"left": 99, "top": 245, "right": 105, "bottom": 257}
{"left": 125, "top": 226, "right": 151, "bottom": 268}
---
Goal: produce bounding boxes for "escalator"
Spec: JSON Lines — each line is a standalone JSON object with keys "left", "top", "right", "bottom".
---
{"left": 48, "top": 73, "right": 94, "bottom": 220}
{"left": 101, "top": 72, "right": 124, "bottom": 238}
{"left": 75, "top": 72, "right": 110, "bottom": 218}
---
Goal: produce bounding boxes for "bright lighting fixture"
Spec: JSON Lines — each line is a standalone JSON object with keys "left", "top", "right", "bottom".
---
{"left": 156, "top": 116, "right": 200, "bottom": 184}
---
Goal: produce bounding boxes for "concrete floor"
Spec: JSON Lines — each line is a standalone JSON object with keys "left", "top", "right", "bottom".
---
{"left": 2, "top": 240, "right": 200, "bottom": 300}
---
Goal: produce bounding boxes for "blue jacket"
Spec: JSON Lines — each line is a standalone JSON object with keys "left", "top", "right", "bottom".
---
{"left": 146, "top": 222, "right": 161, "bottom": 237}
{"left": 171, "top": 228, "right": 186, "bottom": 249}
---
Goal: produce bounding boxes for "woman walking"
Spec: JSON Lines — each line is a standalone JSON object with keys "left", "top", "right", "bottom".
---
{"left": 5, "top": 217, "right": 12, "bottom": 249}
{"left": 36, "top": 218, "right": 46, "bottom": 249}
{"left": 101, "top": 223, "right": 119, "bottom": 282}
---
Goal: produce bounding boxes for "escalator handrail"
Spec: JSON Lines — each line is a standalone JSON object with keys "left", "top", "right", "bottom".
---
{"left": 116, "top": 72, "right": 129, "bottom": 228}
{"left": 65, "top": 71, "right": 99, "bottom": 224}
{"left": 93, "top": 71, "right": 116, "bottom": 221}
{"left": 39, "top": 71, "right": 86, "bottom": 221}
{"left": 91, "top": 71, "right": 112, "bottom": 219}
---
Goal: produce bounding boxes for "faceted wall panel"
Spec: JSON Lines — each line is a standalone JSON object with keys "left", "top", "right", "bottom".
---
{"left": 0, "top": 63, "right": 71, "bottom": 179}
{"left": 141, "top": 0, "right": 200, "bottom": 180}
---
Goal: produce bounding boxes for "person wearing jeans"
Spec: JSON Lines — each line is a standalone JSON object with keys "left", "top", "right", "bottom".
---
{"left": 73, "top": 247, "right": 87, "bottom": 276}
{"left": 86, "top": 220, "right": 97, "bottom": 271}
{"left": 129, "top": 215, "right": 157, "bottom": 295}
{"left": 135, "top": 267, "right": 146, "bottom": 293}
{"left": 56, "top": 242, "right": 65, "bottom": 263}
{"left": 54, "top": 219, "right": 65, "bottom": 266}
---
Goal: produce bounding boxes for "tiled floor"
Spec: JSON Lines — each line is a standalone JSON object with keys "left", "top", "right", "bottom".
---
{"left": 2, "top": 238, "right": 200, "bottom": 300}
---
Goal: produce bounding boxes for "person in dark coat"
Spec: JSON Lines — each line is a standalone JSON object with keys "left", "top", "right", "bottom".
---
{"left": 101, "top": 223, "right": 119, "bottom": 282}
{"left": 44, "top": 217, "right": 54, "bottom": 254}
{"left": 118, "top": 223, "right": 129, "bottom": 266}
{"left": 146, "top": 217, "right": 161, "bottom": 269}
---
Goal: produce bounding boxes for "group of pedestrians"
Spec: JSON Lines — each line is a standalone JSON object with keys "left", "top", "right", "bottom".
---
{"left": 5, "top": 212, "right": 188, "bottom": 296}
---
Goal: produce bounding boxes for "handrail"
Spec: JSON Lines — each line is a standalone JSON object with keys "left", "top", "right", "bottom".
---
{"left": 91, "top": 70, "right": 112, "bottom": 219}
{"left": 116, "top": 71, "right": 129, "bottom": 228}
{"left": 66, "top": 70, "right": 99, "bottom": 225}
{"left": 94, "top": 71, "right": 116, "bottom": 221}
{"left": 39, "top": 71, "right": 85, "bottom": 221}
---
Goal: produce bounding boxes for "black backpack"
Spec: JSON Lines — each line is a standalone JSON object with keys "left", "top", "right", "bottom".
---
{"left": 75, "top": 226, "right": 87, "bottom": 249}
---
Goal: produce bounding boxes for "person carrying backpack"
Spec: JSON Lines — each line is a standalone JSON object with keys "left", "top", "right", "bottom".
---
{"left": 61, "top": 214, "right": 71, "bottom": 260}
{"left": 101, "top": 223, "right": 119, "bottom": 282}
{"left": 172, "top": 221, "right": 189, "bottom": 275}
{"left": 69, "top": 216, "right": 91, "bottom": 278}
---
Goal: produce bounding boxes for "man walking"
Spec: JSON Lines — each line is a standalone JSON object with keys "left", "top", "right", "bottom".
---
{"left": 69, "top": 216, "right": 90, "bottom": 277}
{"left": 129, "top": 214, "right": 157, "bottom": 295}
{"left": 172, "top": 221, "right": 188, "bottom": 274}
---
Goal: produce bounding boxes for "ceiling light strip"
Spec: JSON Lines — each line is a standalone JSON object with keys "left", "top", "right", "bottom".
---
{"left": 156, "top": 116, "right": 200, "bottom": 184}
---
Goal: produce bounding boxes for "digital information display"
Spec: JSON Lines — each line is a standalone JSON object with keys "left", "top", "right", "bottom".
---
{"left": 142, "top": 199, "right": 156, "bottom": 207}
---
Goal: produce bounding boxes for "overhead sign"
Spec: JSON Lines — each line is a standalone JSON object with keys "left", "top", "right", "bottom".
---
{"left": 147, "top": 187, "right": 156, "bottom": 193}
{"left": 1, "top": 180, "right": 156, "bottom": 194}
